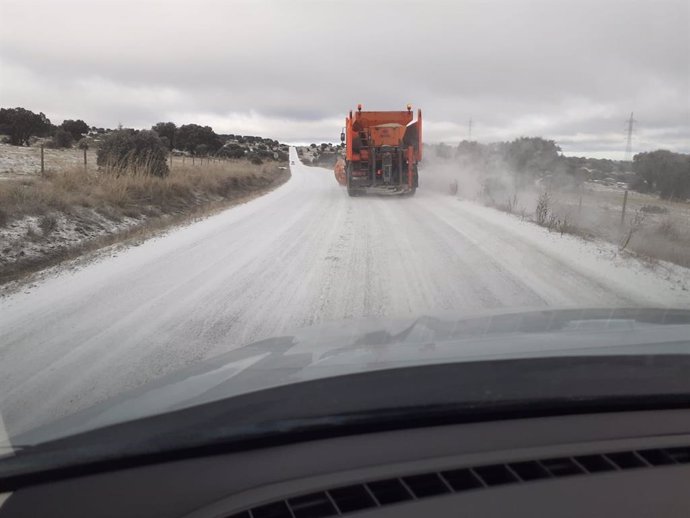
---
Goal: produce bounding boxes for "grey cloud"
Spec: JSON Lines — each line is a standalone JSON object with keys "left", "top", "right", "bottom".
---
{"left": 1, "top": 0, "right": 687, "bottom": 157}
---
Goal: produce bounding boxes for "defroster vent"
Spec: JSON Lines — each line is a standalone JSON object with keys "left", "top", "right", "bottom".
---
{"left": 226, "top": 445, "right": 690, "bottom": 518}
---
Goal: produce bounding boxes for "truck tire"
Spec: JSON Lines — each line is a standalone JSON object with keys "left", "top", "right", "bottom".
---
{"left": 346, "top": 164, "right": 361, "bottom": 197}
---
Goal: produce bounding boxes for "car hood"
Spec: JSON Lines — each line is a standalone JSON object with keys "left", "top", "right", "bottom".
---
{"left": 13, "top": 307, "right": 690, "bottom": 445}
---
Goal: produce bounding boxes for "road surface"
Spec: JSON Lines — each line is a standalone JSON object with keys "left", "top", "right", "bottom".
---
{"left": 1, "top": 148, "right": 688, "bottom": 436}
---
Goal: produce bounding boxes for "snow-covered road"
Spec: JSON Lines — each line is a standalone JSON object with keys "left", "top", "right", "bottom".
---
{"left": 1, "top": 147, "right": 689, "bottom": 436}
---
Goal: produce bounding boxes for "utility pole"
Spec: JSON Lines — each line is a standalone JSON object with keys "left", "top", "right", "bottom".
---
{"left": 624, "top": 112, "right": 636, "bottom": 162}
{"left": 468, "top": 118, "right": 473, "bottom": 141}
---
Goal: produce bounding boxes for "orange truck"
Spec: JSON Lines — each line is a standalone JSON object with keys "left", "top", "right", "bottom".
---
{"left": 334, "top": 104, "right": 422, "bottom": 196}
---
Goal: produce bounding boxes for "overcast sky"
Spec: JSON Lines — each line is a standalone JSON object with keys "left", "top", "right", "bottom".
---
{"left": 1, "top": 0, "right": 688, "bottom": 158}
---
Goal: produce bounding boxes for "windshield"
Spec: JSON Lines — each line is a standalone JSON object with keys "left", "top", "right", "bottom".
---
{"left": 1, "top": 0, "right": 689, "bottom": 466}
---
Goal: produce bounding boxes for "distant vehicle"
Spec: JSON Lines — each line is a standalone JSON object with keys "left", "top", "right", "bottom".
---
{"left": 335, "top": 104, "right": 422, "bottom": 197}
{"left": 291, "top": 160, "right": 295, "bottom": 165}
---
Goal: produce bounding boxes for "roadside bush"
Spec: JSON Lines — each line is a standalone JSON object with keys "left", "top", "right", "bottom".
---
{"left": 50, "top": 128, "right": 74, "bottom": 148}
{"left": 195, "top": 144, "right": 210, "bottom": 156}
{"left": 619, "top": 210, "right": 647, "bottom": 250}
{"left": 77, "top": 138, "right": 89, "bottom": 150}
{"left": 60, "top": 119, "right": 89, "bottom": 141}
{"left": 657, "top": 218, "right": 678, "bottom": 239}
{"left": 555, "top": 216, "right": 574, "bottom": 236}
{"left": 640, "top": 204, "right": 669, "bottom": 214}
{"left": 175, "top": 124, "right": 222, "bottom": 155}
{"left": 250, "top": 156, "right": 263, "bottom": 165}
{"left": 497, "top": 193, "right": 519, "bottom": 214}
{"left": 39, "top": 213, "right": 58, "bottom": 235}
{"left": 634, "top": 150, "right": 690, "bottom": 200}
{"left": 218, "top": 143, "right": 245, "bottom": 159}
{"left": 535, "top": 191, "right": 550, "bottom": 226}
{"left": 97, "top": 129, "right": 169, "bottom": 177}
{"left": 151, "top": 122, "right": 176, "bottom": 149}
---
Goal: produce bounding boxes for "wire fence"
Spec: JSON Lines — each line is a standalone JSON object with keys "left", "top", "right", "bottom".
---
{"left": 490, "top": 182, "right": 690, "bottom": 268}
{"left": 0, "top": 143, "right": 235, "bottom": 178}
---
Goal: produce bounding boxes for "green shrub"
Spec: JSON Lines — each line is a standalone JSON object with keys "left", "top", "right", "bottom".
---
{"left": 175, "top": 124, "right": 222, "bottom": 155}
{"left": 60, "top": 119, "right": 89, "bottom": 140}
{"left": 0, "top": 107, "right": 52, "bottom": 146}
{"left": 47, "top": 128, "right": 74, "bottom": 148}
{"left": 97, "top": 129, "right": 169, "bottom": 177}
{"left": 218, "top": 143, "right": 245, "bottom": 159}
{"left": 151, "top": 122, "right": 176, "bottom": 149}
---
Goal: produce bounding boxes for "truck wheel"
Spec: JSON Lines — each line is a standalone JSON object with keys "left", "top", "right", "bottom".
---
{"left": 346, "top": 165, "right": 360, "bottom": 197}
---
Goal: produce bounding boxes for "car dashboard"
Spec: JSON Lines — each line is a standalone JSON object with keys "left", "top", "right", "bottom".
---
{"left": 2, "top": 408, "right": 689, "bottom": 517}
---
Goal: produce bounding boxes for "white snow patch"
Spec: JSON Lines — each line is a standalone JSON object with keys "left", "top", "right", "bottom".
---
{"left": 450, "top": 198, "right": 690, "bottom": 307}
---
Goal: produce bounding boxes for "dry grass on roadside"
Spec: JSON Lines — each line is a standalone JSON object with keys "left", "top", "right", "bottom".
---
{"left": 0, "top": 142, "right": 100, "bottom": 178}
{"left": 0, "top": 158, "right": 289, "bottom": 285}
{"left": 0, "top": 159, "right": 284, "bottom": 225}
{"left": 629, "top": 218, "right": 690, "bottom": 268}
{"left": 484, "top": 186, "right": 690, "bottom": 269}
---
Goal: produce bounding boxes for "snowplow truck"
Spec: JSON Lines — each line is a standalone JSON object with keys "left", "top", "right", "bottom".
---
{"left": 334, "top": 104, "right": 422, "bottom": 196}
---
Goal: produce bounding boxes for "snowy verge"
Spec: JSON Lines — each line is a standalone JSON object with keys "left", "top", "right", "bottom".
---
{"left": 448, "top": 196, "right": 690, "bottom": 307}
{"left": 0, "top": 167, "right": 290, "bottom": 291}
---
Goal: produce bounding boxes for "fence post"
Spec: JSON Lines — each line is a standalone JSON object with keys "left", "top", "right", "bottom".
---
{"left": 83, "top": 147, "right": 87, "bottom": 173}
{"left": 192, "top": 156, "right": 195, "bottom": 165}
{"left": 169, "top": 153, "right": 172, "bottom": 169}
{"left": 40, "top": 144, "right": 45, "bottom": 175}
{"left": 620, "top": 189, "right": 628, "bottom": 226}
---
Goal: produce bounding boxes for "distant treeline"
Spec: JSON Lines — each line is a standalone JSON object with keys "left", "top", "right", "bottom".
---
{"left": 429, "top": 137, "right": 690, "bottom": 201}
{"left": 0, "top": 107, "right": 289, "bottom": 161}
